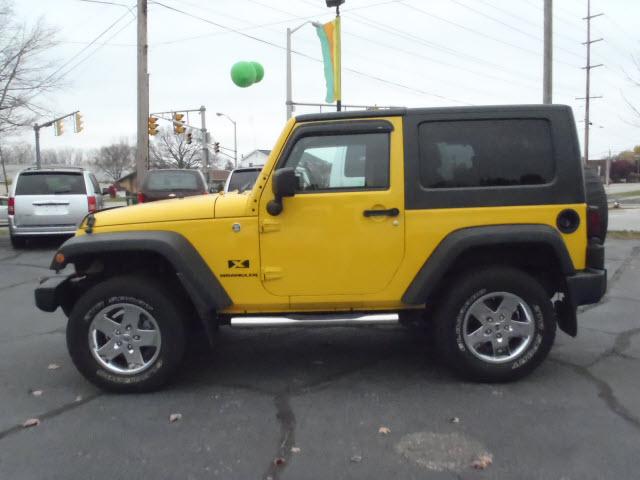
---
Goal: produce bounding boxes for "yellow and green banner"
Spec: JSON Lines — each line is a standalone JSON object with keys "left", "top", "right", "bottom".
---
{"left": 315, "top": 17, "right": 341, "bottom": 104}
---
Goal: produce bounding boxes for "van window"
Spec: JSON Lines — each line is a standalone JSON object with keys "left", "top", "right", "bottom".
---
{"left": 89, "top": 174, "right": 101, "bottom": 194}
{"left": 418, "top": 119, "right": 554, "bottom": 189}
{"left": 15, "top": 172, "right": 87, "bottom": 195}
{"left": 283, "top": 133, "right": 389, "bottom": 191}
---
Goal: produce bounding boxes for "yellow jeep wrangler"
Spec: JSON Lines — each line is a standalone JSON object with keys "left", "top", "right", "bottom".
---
{"left": 35, "top": 105, "right": 607, "bottom": 392}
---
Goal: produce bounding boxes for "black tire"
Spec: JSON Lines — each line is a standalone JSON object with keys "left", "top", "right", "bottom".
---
{"left": 10, "top": 234, "right": 26, "bottom": 249}
{"left": 584, "top": 167, "right": 608, "bottom": 244}
{"left": 67, "top": 275, "right": 186, "bottom": 393}
{"left": 434, "top": 267, "right": 556, "bottom": 382}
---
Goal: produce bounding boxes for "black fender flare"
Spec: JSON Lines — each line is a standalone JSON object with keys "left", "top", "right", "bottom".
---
{"left": 50, "top": 231, "right": 232, "bottom": 317}
{"left": 402, "top": 224, "right": 575, "bottom": 305}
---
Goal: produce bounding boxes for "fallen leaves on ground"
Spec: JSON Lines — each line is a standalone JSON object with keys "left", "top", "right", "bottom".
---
{"left": 23, "top": 418, "right": 40, "bottom": 428}
{"left": 47, "top": 363, "right": 60, "bottom": 370}
{"left": 169, "top": 413, "right": 182, "bottom": 423}
{"left": 378, "top": 426, "right": 391, "bottom": 435}
{"left": 471, "top": 454, "right": 493, "bottom": 470}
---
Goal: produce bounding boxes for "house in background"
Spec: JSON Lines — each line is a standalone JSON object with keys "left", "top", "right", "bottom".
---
{"left": 240, "top": 149, "right": 270, "bottom": 168}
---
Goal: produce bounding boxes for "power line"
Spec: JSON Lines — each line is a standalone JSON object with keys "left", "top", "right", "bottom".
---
{"left": 449, "top": 0, "right": 584, "bottom": 61}
{"left": 399, "top": 1, "right": 581, "bottom": 68}
{"left": 151, "top": 0, "right": 472, "bottom": 105}
{"left": 56, "top": 16, "right": 136, "bottom": 80}
{"left": 296, "top": 0, "right": 578, "bottom": 94}
{"left": 43, "top": 7, "right": 135, "bottom": 85}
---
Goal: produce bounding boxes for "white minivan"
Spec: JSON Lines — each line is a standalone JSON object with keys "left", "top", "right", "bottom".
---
{"left": 8, "top": 168, "right": 103, "bottom": 248}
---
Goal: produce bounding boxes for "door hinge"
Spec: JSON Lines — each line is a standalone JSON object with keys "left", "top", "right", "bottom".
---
{"left": 260, "top": 219, "right": 281, "bottom": 233}
{"left": 262, "top": 267, "right": 283, "bottom": 281}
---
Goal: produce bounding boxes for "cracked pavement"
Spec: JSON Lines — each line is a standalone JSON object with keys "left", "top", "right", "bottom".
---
{"left": 1, "top": 233, "right": 639, "bottom": 479}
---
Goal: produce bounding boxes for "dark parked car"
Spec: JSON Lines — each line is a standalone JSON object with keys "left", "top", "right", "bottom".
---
{"left": 138, "top": 169, "right": 208, "bottom": 203}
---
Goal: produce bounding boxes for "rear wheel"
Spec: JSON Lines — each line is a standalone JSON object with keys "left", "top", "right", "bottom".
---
{"left": 434, "top": 267, "right": 556, "bottom": 382}
{"left": 10, "top": 235, "right": 26, "bottom": 249}
{"left": 67, "top": 275, "right": 186, "bottom": 392}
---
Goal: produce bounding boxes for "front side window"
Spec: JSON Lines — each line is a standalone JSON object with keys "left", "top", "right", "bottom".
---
{"left": 419, "top": 119, "right": 554, "bottom": 189}
{"left": 282, "top": 133, "right": 389, "bottom": 191}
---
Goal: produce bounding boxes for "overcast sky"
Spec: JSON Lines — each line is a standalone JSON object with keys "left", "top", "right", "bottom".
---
{"left": 12, "top": 0, "right": 640, "bottom": 161}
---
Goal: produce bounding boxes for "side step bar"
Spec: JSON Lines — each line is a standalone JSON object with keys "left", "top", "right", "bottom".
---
{"left": 229, "top": 313, "right": 399, "bottom": 328}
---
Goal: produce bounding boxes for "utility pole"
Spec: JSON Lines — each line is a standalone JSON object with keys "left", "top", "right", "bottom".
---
{"left": 199, "top": 106, "right": 210, "bottom": 185}
{"left": 34, "top": 125, "right": 41, "bottom": 168}
{"left": 543, "top": 0, "right": 553, "bottom": 104}
{"left": 136, "top": 0, "right": 149, "bottom": 190}
{"left": 605, "top": 148, "right": 611, "bottom": 185}
{"left": 579, "top": 0, "right": 603, "bottom": 165}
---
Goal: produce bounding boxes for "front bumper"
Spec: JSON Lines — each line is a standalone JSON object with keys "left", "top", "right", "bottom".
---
{"left": 35, "top": 274, "right": 73, "bottom": 312}
{"left": 566, "top": 268, "right": 607, "bottom": 307}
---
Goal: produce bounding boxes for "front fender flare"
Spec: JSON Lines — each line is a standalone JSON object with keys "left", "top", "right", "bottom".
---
{"left": 51, "top": 231, "right": 232, "bottom": 316}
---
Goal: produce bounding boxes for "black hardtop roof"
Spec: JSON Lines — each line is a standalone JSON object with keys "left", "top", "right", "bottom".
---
{"left": 295, "top": 104, "right": 572, "bottom": 122}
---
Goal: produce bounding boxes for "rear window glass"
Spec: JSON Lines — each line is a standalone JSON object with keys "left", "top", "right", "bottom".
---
{"left": 16, "top": 172, "right": 86, "bottom": 195}
{"left": 146, "top": 171, "right": 202, "bottom": 191}
{"left": 418, "top": 119, "right": 554, "bottom": 188}
{"left": 227, "top": 170, "right": 260, "bottom": 192}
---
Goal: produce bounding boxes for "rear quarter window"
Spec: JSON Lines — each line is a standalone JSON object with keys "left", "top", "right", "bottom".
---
{"left": 418, "top": 119, "right": 555, "bottom": 189}
{"left": 15, "top": 172, "right": 87, "bottom": 195}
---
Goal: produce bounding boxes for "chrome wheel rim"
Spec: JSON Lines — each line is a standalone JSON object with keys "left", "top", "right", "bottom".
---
{"left": 88, "top": 303, "right": 161, "bottom": 375}
{"left": 462, "top": 292, "right": 535, "bottom": 364}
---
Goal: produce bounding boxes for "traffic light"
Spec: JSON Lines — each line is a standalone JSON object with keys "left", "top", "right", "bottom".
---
{"left": 186, "top": 132, "right": 193, "bottom": 144}
{"left": 214, "top": 142, "right": 220, "bottom": 154}
{"left": 74, "top": 112, "right": 84, "bottom": 133}
{"left": 54, "top": 119, "right": 64, "bottom": 136}
{"left": 173, "top": 113, "right": 185, "bottom": 134}
{"left": 148, "top": 116, "right": 159, "bottom": 136}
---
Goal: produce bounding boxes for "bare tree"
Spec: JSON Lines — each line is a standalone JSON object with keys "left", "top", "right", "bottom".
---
{"left": 150, "top": 127, "right": 202, "bottom": 169}
{"left": 0, "top": 1, "right": 59, "bottom": 136}
{"left": 94, "top": 141, "right": 134, "bottom": 182}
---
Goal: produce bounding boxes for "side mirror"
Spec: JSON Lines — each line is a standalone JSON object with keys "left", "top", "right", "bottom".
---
{"left": 267, "top": 167, "right": 297, "bottom": 215}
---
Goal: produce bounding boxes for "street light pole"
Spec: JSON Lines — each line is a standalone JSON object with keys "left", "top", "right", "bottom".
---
{"left": 216, "top": 112, "right": 237, "bottom": 168}
{"left": 286, "top": 21, "right": 317, "bottom": 120}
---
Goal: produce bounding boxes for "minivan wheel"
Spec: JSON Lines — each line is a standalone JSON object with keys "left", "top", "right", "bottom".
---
{"left": 67, "top": 275, "right": 186, "bottom": 392}
{"left": 434, "top": 267, "right": 556, "bottom": 382}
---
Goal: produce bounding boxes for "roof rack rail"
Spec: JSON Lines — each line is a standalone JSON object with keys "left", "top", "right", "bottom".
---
{"left": 22, "top": 165, "right": 86, "bottom": 171}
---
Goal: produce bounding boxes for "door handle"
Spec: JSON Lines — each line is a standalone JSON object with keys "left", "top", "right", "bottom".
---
{"left": 363, "top": 208, "right": 399, "bottom": 217}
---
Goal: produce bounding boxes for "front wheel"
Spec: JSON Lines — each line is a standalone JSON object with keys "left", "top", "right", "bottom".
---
{"left": 67, "top": 275, "right": 186, "bottom": 392}
{"left": 434, "top": 267, "right": 556, "bottom": 382}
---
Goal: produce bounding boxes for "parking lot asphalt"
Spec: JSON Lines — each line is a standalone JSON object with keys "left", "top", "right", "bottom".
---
{"left": 0, "top": 230, "right": 639, "bottom": 480}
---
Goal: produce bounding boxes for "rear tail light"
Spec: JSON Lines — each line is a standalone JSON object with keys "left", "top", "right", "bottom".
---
{"left": 137, "top": 192, "right": 146, "bottom": 203}
{"left": 87, "top": 195, "right": 97, "bottom": 213}
{"left": 8, "top": 197, "right": 14, "bottom": 215}
{"left": 587, "top": 206, "right": 602, "bottom": 239}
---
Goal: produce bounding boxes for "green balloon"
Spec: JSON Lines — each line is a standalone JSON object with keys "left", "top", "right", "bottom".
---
{"left": 230, "top": 61, "right": 256, "bottom": 88}
{"left": 251, "top": 61, "right": 264, "bottom": 83}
